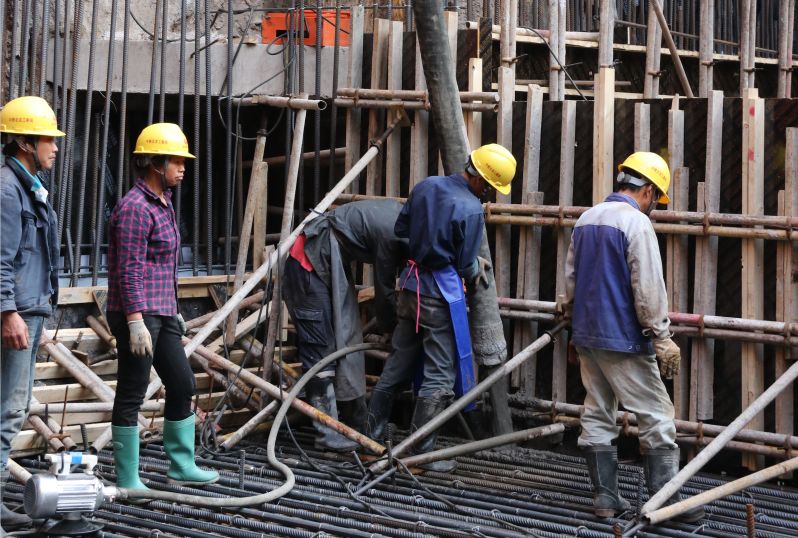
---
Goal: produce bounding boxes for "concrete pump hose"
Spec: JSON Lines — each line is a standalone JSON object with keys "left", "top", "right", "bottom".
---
{"left": 119, "top": 342, "right": 387, "bottom": 506}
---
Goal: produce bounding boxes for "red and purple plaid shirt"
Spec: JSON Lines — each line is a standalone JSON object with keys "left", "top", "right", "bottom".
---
{"left": 106, "top": 179, "right": 179, "bottom": 316}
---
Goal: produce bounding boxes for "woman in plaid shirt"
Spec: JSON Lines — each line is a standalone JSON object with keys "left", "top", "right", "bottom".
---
{"left": 106, "top": 123, "right": 218, "bottom": 493}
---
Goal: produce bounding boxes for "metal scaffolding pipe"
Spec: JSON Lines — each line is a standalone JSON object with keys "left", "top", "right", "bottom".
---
{"left": 400, "top": 423, "right": 567, "bottom": 468}
{"left": 337, "top": 87, "right": 500, "bottom": 102}
{"left": 641, "top": 357, "right": 798, "bottom": 517}
{"left": 334, "top": 98, "right": 499, "bottom": 112}
{"left": 231, "top": 95, "right": 327, "bottom": 110}
{"left": 649, "top": 0, "right": 694, "bottom": 97}
{"left": 645, "top": 456, "right": 798, "bottom": 525}
{"left": 522, "top": 397, "right": 798, "bottom": 451}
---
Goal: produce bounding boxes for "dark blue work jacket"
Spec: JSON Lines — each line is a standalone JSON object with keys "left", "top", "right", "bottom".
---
{"left": 395, "top": 173, "right": 482, "bottom": 298}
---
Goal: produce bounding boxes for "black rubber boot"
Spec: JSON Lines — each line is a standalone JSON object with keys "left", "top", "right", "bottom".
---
{"left": 0, "top": 470, "right": 31, "bottom": 531}
{"left": 366, "top": 388, "right": 394, "bottom": 444}
{"left": 482, "top": 365, "right": 514, "bottom": 437}
{"left": 306, "top": 377, "right": 359, "bottom": 453}
{"left": 338, "top": 396, "right": 367, "bottom": 433}
{"left": 583, "top": 446, "right": 632, "bottom": 518}
{"left": 410, "top": 396, "right": 457, "bottom": 473}
{"left": 643, "top": 447, "right": 705, "bottom": 523}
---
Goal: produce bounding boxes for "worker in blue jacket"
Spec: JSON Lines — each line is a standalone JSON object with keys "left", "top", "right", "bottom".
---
{"left": 367, "top": 143, "right": 516, "bottom": 472}
{"left": 562, "top": 151, "right": 703, "bottom": 522}
{"left": 0, "top": 96, "right": 64, "bottom": 532}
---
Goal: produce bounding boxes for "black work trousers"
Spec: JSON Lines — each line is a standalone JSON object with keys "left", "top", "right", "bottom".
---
{"left": 109, "top": 312, "right": 195, "bottom": 426}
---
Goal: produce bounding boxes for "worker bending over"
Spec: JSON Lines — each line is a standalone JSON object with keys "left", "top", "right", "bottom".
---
{"left": 367, "top": 144, "right": 516, "bottom": 471}
{"left": 285, "top": 199, "right": 408, "bottom": 451}
{"left": 107, "top": 123, "right": 218, "bottom": 493}
{"left": 0, "top": 96, "right": 63, "bottom": 532}
{"left": 562, "top": 151, "right": 703, "bottom": 521}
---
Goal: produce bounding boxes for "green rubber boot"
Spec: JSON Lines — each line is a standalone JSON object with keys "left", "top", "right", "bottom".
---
{"left": 163, "top": 416, "right": 219, "bottom": 486}
{"left": 112, "top": 425, "right": 151, "bottom": 493}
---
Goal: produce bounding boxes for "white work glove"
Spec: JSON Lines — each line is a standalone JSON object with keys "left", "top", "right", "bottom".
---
{"left": 176, "top": 313, "right": 187, "bottom": 336}
{"left": 653, "top": 337, "right": 680, "bottom": 379}
{"left": 127, "top": 319, "right": 153, "bottom": 360}
{"left": 475, "top": 256, "right": 492, "bottom": 289}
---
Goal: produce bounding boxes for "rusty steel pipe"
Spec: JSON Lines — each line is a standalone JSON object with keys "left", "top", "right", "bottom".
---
{"left": 333, "top": 98, "right": 499, "bottom": 112}
{"left": 337, "top": 87, "right": 499, "bottom": 102}
{"left": 185, "top": 291, "right": 266, "bottom": 330}
{"left": 183, "top": 337, "right": 386, "bottom": 455}
{"left": 528, "top": 399, "right": 798, "bottom": 457}
{"left": 218, "top": 400, "right": 280, "bottom": 452}
{"left": 86, "top": 314, "right": 117, "bottom": 349}
{"left": 231, "top": 94, "right": 326, "bottom": 110}
{"left": 485, "top": 214, "right": 798, "bottom": 241}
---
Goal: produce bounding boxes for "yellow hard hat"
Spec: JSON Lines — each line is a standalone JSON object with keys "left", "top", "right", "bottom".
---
{"left": 133, "top": 123, "right": 195, "bottom": 158}
{"left": 469, "top": 143, "right": 516, "bottom": 195}
{"left": 618, "top": 151, "right": 671, "bottom": 204}
{"left": 0, "top": 96, "right": 65, "bottom": 137}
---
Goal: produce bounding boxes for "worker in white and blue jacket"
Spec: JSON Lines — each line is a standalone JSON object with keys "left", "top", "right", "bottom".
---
{"left": 561, "top": 151, "right": 703, "bottom": 522}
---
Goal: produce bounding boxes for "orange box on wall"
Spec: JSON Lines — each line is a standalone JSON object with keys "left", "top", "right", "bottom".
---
{"left": 262, "top": 10, "right": 351, "bottom": 47}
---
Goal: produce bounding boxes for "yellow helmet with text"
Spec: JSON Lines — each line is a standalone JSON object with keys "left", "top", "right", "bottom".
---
{"left": 617, "top": 151, "right": 671, "bottom": 204}
{"left": 0, "top": 96, "right": 65, "bottom": 137}
{"left": 133, "top": 123, "right": 195, "bottom": 158}
{"left": 468, "top": 143, "right": 516, "bottom": 196}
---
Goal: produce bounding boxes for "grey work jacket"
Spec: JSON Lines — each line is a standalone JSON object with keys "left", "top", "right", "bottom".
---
{"left": 0, "top": 160, "right": 59, "bottom": 316}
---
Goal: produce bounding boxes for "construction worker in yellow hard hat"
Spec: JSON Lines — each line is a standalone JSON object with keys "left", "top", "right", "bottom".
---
{"left": 106, "top": 122, "right": 217, "bottom": 500}
{"left": 365, "top": 143, "right": 517, "bottom": 471}
{"left": 616, "top": 151, "right": 671, "bottom": 211}
{"left": 0, "top": 96, "right": 64, "bottom": 533}
{"left": 558, "top": 150, "right": 703, "bottom": 522}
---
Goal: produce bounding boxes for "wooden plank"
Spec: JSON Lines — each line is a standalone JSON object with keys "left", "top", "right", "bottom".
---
{"left": 409, "top": 37, "right": 429, "bottom": 188}
{"left": 777, "top": 128, "right": 798, "bottom": 462}
{"left": 598, "top": 0, "right": 614, "bottom": 67}
{"left": 56, "top": 276, "right": 252, "bottom": 305}
{"left": 740, "top": 0, "right": 755, "bottom": 94}
{"left": 495, "top": 66, "right": 514, "bottom": 299}
{"left": 384, "top": 20, "right": 403, "bottom": 198}
{"left": 35, "top": 358, "right": 118, "bottom": 381}
{"left": 464, "top": 58, "right": 483, "bottom": 150}
{"left": 667, "top": 169, "right": 689, "bottom": 419}
{"left": 741, "top": 87, "right": 765, "bottom": 471}
{"left": 634, "top": 102, "right": 650, "bottom": 152}
{"left": 252, "top": 162, "right": 269, "bottom": 268}
{"left": 644, "top": 2, "right": 662, "bottom": 98}
{"left": 556, "top": 0, "right": 566, "bottom": 99}
{"left": 592, "top": 68, "right": 614, "bottom": 205}
{"left": 667, "top": 97, "right": 688, "bottom": 420}
{"left": 12, "top": 408, "right": 252, "bottom": 452}
{"left": 548, "top": 0, "right": 561, "bottom": 101}
{"left": 345, "top": 6, "right": 364, "bottom": 194}
{"left": 515, "top": 192, "right": 544, "bottom": 391}
{"left": 552, "top": 99, "right": 576, "bottom": 402}
{"left": 778, "top": 0, "right": 795, "bottom": 97}
{"left": 512, "top": 85, "right": 543, "bottom": 391}
{"left": 689, "top": 90, "right": 722, "bottom": 423}
{"left": 366, "top": 18, "right": 390, "bottom": 196}
{"left": 699, "top": 0, "right": 714, "bottom": 97}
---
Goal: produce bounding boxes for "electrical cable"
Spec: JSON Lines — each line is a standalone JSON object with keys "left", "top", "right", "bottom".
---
{"left": 129, "top": 8, "right": 221, "bottom": 42}
{"left": 518, "top": 25, "right": 588, "bottom": 101}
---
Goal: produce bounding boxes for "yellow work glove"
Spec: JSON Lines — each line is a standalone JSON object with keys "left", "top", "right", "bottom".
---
{"left": 127, "top": 319, "right": 153, "bottom": 360}
{"left": 653, "top": 337, "right": 680, "bottom": 379}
